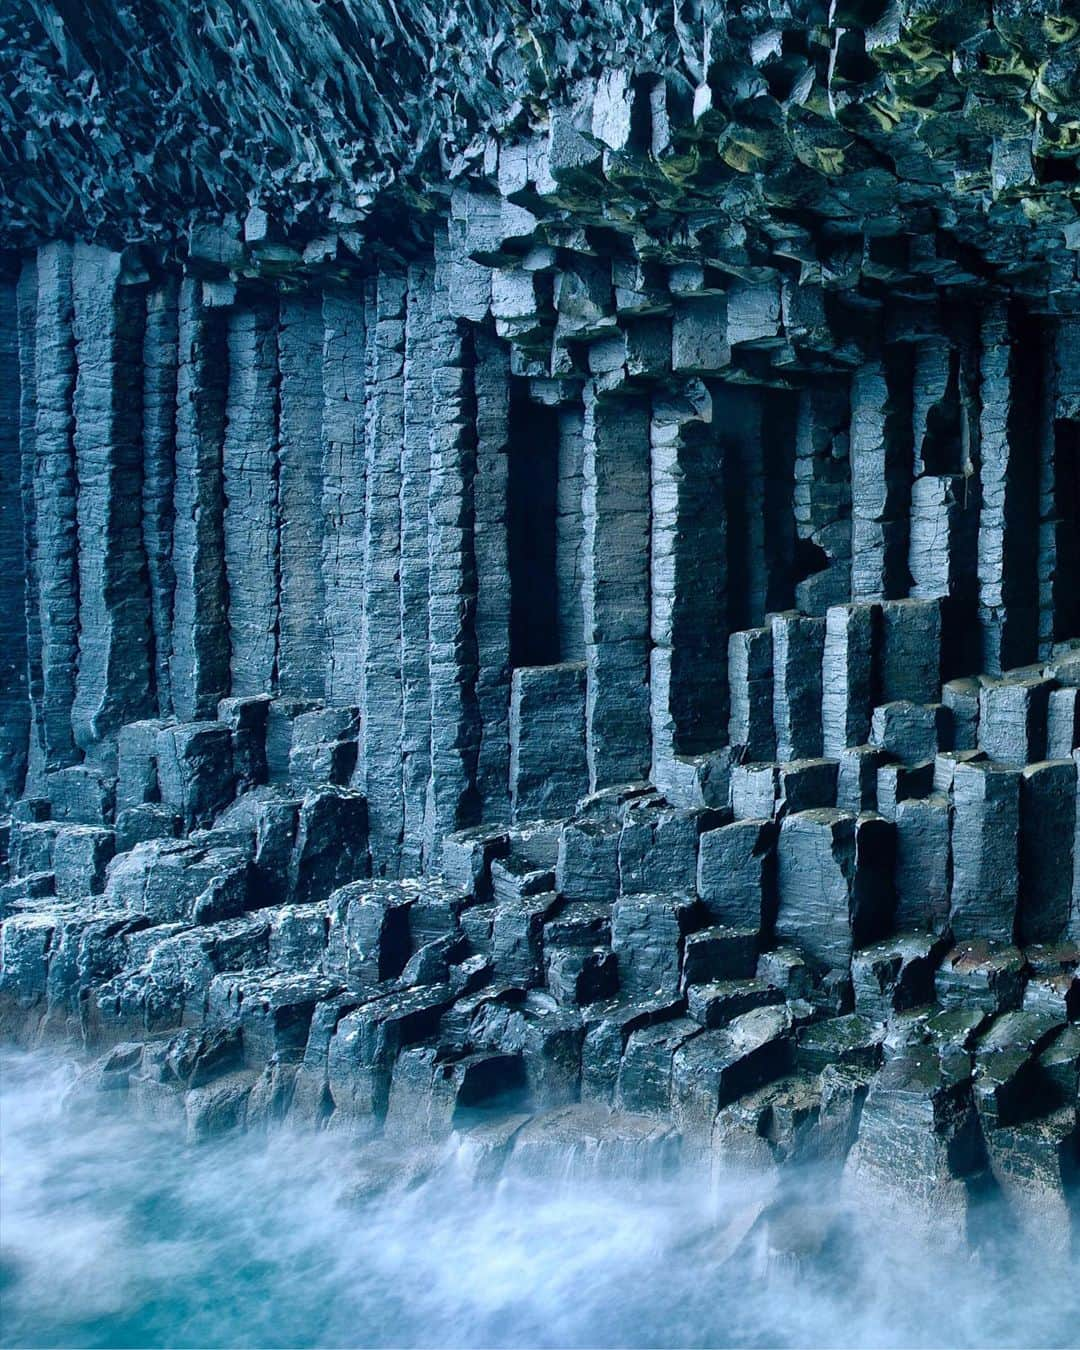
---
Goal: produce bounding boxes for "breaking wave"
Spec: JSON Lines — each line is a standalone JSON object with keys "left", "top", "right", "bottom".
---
{"left": 1, "top": 1047, "right": 1076, "bottom": 1349}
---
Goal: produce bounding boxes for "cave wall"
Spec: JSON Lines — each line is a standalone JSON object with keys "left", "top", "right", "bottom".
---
{"left": 2, "top": 218, "right": 1080, "bottom": 923}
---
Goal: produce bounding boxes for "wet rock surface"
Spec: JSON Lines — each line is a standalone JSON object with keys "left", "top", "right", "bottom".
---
{"left": 1, "top": 0, "right": 1080, "bottom": 1255}
{"left": 2, "top": 741, "right": 1077, "bottom": 1252}
{"left": 3, "top": 1044, "right": 1080, "bottom": 1350}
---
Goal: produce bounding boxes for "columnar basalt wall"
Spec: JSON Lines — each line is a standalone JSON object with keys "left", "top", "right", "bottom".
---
{"left": 1, "top": 0, "right": 1079, "bottom": 1242}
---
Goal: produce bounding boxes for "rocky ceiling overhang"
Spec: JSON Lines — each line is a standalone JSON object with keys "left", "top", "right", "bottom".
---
{"left": 2, "top": 1, "right": 1079, "bottom": 306}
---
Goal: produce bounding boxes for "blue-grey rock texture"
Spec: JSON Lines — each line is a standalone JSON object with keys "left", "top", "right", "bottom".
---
{"left": 1, "top": 0, "right": 1079, "bottom": 1247}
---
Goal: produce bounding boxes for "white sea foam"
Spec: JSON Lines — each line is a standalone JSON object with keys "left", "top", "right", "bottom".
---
{"left": 1, "top": 1047, "right": 1077, "bottom": 1349}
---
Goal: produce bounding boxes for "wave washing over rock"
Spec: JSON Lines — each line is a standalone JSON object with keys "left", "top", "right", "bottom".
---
{"left": 2, "top": 1047, "right": 1078, "bottom": 1350}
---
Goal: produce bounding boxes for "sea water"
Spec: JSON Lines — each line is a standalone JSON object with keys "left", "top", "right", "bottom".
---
{"left": 1, "top": 1047, "right": 1077, "bottom": 1349}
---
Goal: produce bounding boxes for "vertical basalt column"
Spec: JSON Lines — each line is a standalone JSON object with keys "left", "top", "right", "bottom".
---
{"left": 426, "top": 245, "right": 483, "bottom": 855}
{"left": 321, "top": 289, "right": 366, "bottom": 704}
{"left": 70, "top": 243, "right": 153, "bottom": 749}
{"left": 33, "top": 242, "right": 80, "bottom": 768}
{"left": 850, "top": 350, "right": 913, "bottom": 602}
{"left": 0, "top": 276, "right": 29, "bottom": 800}
{"left": 649, "top": 384, "right": 727, "bottom": 789}
{"left": 355, "top": 281, "right": 376, "bottom": 813}
{"left": 978, "top": 302, "right": 1040, "bottom": 674}
{"left": 16, "top": 262, "right": 43, "bottom": 786}
{"left": 277, "top": 295, "right": 327, "bottom": 700}
{"left": 649, "top": 398, "right": 680, "bottom": 784}
{"left": 821, "top": 602, "right": 877, "bottom": 757}
{"left": 170, "top": 278, "right": 230, "bottom": 722}
{"left": 950, "top": 760, "right": 1020, "bottom": 943}
{"left": 359, "top": 272, "right": 406, "bottom": 873}
{"left": 583, "top": 381, "right": 651, "bottom": 792}
{"left": 142, "top": 277, "right": 179, "bottom": 715}
{"left": 556, "top": 405, "right": 586, "bottom": 662}
{"left": 771, "top": 612, "right": 825, "bottom": 762}
{"left": 223, "top": 301, "right": 280, "bottom": 696}
{"left": 728, "top": 625, "right": 774, "bottom": 761}
{"left": 471, "top": 326, "right": 511, "bottom": 824}
{"left": 400, "top": 264, "right": 434, "bottom": 874}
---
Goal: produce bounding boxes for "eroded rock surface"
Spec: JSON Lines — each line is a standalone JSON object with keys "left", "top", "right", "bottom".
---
{"left": 1, "top": 0, "right": 1079, "bottom": 1248}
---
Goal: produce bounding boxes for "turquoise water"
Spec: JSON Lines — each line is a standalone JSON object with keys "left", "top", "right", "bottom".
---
{"left": 1, "top": 1048, "right": 1077, "bottom": 1350}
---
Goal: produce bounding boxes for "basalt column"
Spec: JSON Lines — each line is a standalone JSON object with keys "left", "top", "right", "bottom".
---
{"left": 978, "top": 302, "right": 1040, "bottom": 674}
{"left": 33, "top": 242, "right": 80, "bottom": 768}
{"left": 277, "top": 296, "right": 327, "bottom": 701}
{"left": 321, "top": 290, "right": 367, "bottom": 705}
{"left": 471, "top": 327, "right": 512, "bottom": 825}
{"left": 400, "top": 263, "right": 434, "bottom": 874}
{"left": 0, "top": 275, "right": 28, "bottom": 801}
{"left": 141, "top": 277, "right": 179, "bottom": 715}
{"left": 222, "top": 301, "right": 279, "bottom": 697}
{"left": 15, "top": 262, "right": 41, "bottom": 789}
{"left": 170, "top": 279, "right": 229, "bottom": 722}
{"left": 425, "top": 244, "right": 484, "bottom": 857}
{"left": 359, "top": 273, "right": 406, "bottom": 874}
{"left": 583, "top": 383, "right": 650, "bottom": 792}
{"left": 70, "top": 243, "right": 153, "bottom": 750}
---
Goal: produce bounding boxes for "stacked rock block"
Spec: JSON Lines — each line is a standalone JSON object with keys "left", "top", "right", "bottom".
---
{"left": 3, "top": 719, "right": 1077, "bottom": 1241}
{"left": 1, "top": 1, "right": 1080, "bottom": 1231}
{"left": 0, "top": 247, "right": 539, "bottom": 883}
{"left": 6, "top": 14, "right": 1080, "bottom": 849}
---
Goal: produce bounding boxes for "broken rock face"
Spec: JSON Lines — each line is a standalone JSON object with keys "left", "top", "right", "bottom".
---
{"left": 1, "top": 0, "right": 1080, "bottom": 1247}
